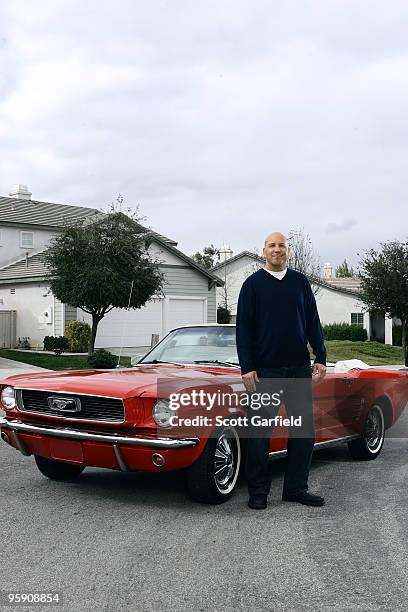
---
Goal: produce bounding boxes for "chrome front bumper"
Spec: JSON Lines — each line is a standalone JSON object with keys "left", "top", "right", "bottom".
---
{"left": 0, "top": 416, "right": 199, "bottom": 449}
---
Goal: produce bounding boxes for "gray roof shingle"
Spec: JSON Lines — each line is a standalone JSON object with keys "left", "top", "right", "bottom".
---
{"left": 0, "top": 195, "right": 177, "bottom": 245}
{"left": 0, "top": 251, "right": 48, "bottom": 282}
{"left": 0, "top": 196, "right": 100, "bottom": 228}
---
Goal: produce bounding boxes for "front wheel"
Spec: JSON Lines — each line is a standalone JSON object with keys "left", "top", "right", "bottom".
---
{"left": 186, "top": 426, "right": 241, "bottom": 504}
{"left": 347, "top": 404, "right": 385, "bottom": 460}
{"left": 35, "top": 455, "right": 85, "bottom": 480}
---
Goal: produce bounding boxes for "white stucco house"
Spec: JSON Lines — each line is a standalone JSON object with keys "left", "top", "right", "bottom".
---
{"left": 0, "top": 185, "right": 223, "bottom": 350}
{"left": 211, "top": 250, "right": 393, "bottom": 345}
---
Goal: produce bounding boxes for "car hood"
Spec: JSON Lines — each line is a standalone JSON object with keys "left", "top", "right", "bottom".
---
{"left": 1, "top": 364, "right": 242, "bottom": 399}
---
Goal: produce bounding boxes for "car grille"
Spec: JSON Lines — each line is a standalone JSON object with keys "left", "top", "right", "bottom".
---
{"left": 17, "top": 389, "right": 125, "bottom": 423}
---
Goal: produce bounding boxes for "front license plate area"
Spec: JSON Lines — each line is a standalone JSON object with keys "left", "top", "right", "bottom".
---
{"left": 49, "top": 438, "right": 84, "bottom": 463}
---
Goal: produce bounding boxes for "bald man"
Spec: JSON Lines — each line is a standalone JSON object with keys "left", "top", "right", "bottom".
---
{"left": 236, "top": 231, "right": 327, "bottom": 509}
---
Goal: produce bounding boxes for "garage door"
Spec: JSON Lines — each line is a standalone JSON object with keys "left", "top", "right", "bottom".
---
{"left": 165, "top": 297, "right": 206, "bottom": 333}
{"left": 78, "top": 296, "right": 207, "bottom": 348}
{"left": 79, "top": 298, "right": 163, "bottom": 348}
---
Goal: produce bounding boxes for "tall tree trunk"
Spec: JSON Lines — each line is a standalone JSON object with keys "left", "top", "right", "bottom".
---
{"left": 89, "top": 313, "right": 100, "bottom": 355}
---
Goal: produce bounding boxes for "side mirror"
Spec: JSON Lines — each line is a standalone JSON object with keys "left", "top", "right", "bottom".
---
{"left": 130, "top": 354, "right": 143, "bottom": 366}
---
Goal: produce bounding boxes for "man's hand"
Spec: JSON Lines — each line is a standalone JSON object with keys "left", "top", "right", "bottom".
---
{"left": 312, "top": 363, "right": 326, "bottom": 383}
{"left": 242, "top": 370, "right": 259, "bottom": 392}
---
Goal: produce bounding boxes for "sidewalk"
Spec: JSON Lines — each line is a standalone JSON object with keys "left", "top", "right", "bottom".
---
{"left": 0, "top": 357, "right": 50, "bottom": 380}
{"left": 0, "top": 358, "right": 50, "bottom": 417}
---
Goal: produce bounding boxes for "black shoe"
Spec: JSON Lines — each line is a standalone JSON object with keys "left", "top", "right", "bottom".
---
{"left": 282, "top": 491, "right": 325, "bottom": 506}
{"left": 248, "top": 495, "right": 268, "bottom": 510}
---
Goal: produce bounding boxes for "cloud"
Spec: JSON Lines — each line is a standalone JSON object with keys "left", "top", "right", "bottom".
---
{"left": 0, "top": 0, "right": 407, "bottom": 271}
{"left": 325, "top": 218, "right": 357, "bottom": 234}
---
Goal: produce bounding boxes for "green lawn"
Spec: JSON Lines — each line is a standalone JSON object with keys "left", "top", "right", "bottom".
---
{"left": 324, "top": 341, "right": 404, "bottom": 365}
{"left": 0, "top": 341, "right": 404, "bottom": 370}
{"left": 0, "top": 349, "right": 131, "bottom": 371}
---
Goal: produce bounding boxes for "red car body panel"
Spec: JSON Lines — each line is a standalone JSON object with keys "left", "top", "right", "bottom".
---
{"left": 1, "top": 362, "right": 407, "bottom": 472}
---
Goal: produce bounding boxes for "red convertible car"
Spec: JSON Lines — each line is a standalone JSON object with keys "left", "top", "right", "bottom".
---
{"left": 1, "top": 324, "right": 407, "bottom": 504}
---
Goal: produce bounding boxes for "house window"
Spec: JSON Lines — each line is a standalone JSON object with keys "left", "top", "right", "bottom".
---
{"left": 351, "top": 313, "right": 364, "bottom": 326}
{"left": 20, "top": 231, "right": 34, "bottom": 248}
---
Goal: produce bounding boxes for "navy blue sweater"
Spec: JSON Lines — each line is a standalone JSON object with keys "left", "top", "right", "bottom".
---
{"left": 236, "top": 268, "right": 326, "bottom": 374}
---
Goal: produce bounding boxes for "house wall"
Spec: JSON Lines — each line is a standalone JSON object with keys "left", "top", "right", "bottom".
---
{"left": 0, "top": 226, "right": 57, "bottom": 268}
{"left": 215, "top": 257, "right": 263, "bottom": 317}
{"left": 147, "top": 243, "right": 185, "bottom": 265}
{"left": 314, "top": 285, "right": 371, "bottom": 335}
{"left": 163, "top": 266, "right": 216, "bottom": 322}
{"left": 315, "top": 286, "right": 366, "bottom": 325}
{"left": 0, "top": 282, "right": 54, "bottom": 347}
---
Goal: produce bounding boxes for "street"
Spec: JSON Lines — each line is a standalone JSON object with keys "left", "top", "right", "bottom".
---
{"left": 1, "top": 415, "right": 408, "bottom": 611}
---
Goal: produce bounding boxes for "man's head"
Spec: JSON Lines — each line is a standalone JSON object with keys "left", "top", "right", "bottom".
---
{"left": 263, "top": 232, "right": 289, "bottom": 271}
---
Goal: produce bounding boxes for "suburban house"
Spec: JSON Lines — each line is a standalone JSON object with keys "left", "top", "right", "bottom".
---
{"left": 0, "top": 185, "right": 223, "bottom": 350}
{"left": 211, "top": 249, "right": 394, "bottom": 345}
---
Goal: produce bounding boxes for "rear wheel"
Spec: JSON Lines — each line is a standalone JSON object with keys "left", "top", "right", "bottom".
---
{"left": 347, "top": 404, "right": 385, "bottom": 460}
{"left": 186, "top": 426, "right": 241, "bottom": 504}
{"left": 35, "top": 455, "right": 85, "bottom": 480}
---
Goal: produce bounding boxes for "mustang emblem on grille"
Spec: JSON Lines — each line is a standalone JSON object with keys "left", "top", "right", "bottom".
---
{"left": 47, "top": 396, "right": 81, "bottom": 413}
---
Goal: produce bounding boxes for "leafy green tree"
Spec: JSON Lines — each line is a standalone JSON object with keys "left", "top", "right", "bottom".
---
{"left": 44, "top": 212, "right": 164, "bottom": 354}
{"left": 359, "top": 240, "right": 408, "bottom": 361}
{"left": 336, "top": 259, "right": 354, "bottom": 277}
{"left": 191, "top": 245, "right": 219, "bottom": 270}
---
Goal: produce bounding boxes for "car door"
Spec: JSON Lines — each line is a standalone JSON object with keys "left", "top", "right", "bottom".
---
{"left": 312, "top": 372, "right": 363, "bottom": 441}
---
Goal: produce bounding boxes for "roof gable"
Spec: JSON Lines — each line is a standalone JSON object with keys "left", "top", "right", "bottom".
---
{"left": 211, "top": 250, "right": 264, "bottom": 271}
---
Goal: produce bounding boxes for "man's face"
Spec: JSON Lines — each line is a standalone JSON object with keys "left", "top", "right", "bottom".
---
{"left": 263, "top": 234, "right": 289, "bottom": 270}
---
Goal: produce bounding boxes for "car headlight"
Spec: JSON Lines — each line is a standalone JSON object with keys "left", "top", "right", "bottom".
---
{"left": 1, "top": 386, "right": 16, "bottom": 409}
{"left": 152, "top": 399, "right": 173, "bottom": 428}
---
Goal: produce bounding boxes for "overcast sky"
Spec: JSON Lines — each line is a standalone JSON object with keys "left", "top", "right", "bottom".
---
{"left": 1, "top": 1, "right": 407, "bottom": 271}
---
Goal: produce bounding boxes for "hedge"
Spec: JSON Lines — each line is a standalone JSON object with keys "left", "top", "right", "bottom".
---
{"left": 87, "top": 349, "right": 118, "bottom": 369}
{"left": 322, "top": 323, "right": 367, "bottom": 342}
{"left": 43, "top": 336, "right": 70, "bottom": 355}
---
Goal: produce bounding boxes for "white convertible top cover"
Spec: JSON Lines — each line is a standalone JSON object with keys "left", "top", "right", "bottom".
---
{"left": 333, "top": 359, "right": 370, "bottom": 373}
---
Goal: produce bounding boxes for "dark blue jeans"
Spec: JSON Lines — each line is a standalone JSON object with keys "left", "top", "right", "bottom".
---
{"left": 246, "top": 364, "right": 315, "bottom": 497}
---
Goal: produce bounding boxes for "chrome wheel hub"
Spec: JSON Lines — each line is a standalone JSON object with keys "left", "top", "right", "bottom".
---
{"left": 213, "top": 429, "right": 240, "bottom": 494}
{"left": 365, "top": 406, "right": 384, "bottom": 453}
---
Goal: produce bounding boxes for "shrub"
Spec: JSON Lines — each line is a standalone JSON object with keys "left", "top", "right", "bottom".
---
{"left": 65, "top": 320, "right": 91, "bottom": 352}
{"left": 217, "top": 305, "right": 231, "bottom": 324}
{"left": 87, "top": 349, "right": 117, "bottom": 369}
{"left": 392, "top": 325, "right": 402, "bottom": 347}
{"left": 43, "top": 335, "right": 70, "bottom": 355}
{"left": 323, "top": 323, "right": 367, "bottom": 342}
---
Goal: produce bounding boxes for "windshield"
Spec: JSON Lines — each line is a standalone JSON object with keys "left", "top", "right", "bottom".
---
{"left": 140, "top": 326, "right": 239, "bottom": 366}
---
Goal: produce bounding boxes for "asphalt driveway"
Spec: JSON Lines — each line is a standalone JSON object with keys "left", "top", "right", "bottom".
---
{"left": 1, "top": 358, "right": 407, "bottom": 611}
{"left": 0, "top": 418, "right": 407, "bottom": 611}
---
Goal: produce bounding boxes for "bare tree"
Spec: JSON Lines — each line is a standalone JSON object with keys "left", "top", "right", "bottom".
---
{"left": 287, "top": 228, "right": 322, "bottom": 295}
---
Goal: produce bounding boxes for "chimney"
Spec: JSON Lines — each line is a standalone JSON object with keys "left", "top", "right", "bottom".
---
{"left": 9, "top": 184, "right": 32, "bottom": 200}
{"left": 323, "top": 262, "right": 333, "bottom": 279}
{"left": 219, "top": 244, "right": 233, "bottom": 263}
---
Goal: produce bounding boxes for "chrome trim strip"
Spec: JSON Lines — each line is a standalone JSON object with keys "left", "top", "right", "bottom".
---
{"left": 113, "top": 444, "right": 128, "bottom": 471}
{"left": 15, "top": 389, "right": 126, "bottom": 425}
{"left": 313, "top": 434, "right": 360, "bottom": 448}
{"left": 0, "top": 417, "right": 199, "bottom": 449}
{"left": 15, "top": 388, "right": 125, "bottom": 400}
{"left": 12, "top": 431, "right": 31, "bottom": 456}
{"left": 268, "top": 434, "right": 360, "bottom": 460}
